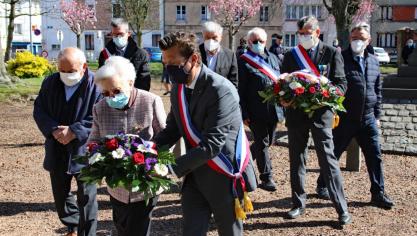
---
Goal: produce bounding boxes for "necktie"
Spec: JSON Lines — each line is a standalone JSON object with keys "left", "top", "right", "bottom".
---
{"left": 185, "top": 88, "right": 193, "bottom": 103}
{"left": 355, "top": 56, "right": 365, "bottom": 74}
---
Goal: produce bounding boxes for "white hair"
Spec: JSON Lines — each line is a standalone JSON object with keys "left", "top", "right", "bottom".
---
{"left": 247, "top": 27, "right": 267, "bottom": 41}
{"left": 111, "top": 18, "right": 129, "bottom": 32}
{"left": 202, "top": 21, "right": 223, "bottom": 35}
{"left": 58, "top": 47, "right": 86, "bottom": 65}
{"left": 95, "top": 56, "right": 136, "bottom": 83}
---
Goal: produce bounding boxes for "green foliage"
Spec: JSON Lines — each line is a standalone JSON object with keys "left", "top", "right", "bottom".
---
{"left": 150, "top": 62, "right": 163, "bottom": 77}
{"left": 6, "top": 51, "right": 54, "bottom": 79}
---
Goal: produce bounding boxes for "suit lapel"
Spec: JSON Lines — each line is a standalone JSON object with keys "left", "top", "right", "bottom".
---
{"left": 314, "top": 41, "right": 325, "bottom": 66}
{"left": 199, "top": 44, "right": 208, "bottom": 66}
{"left": 214, "top": 48, "right": 224, "bottom": 73}
{"left": 189, "top": 66, "right": 208, "bottom": 115}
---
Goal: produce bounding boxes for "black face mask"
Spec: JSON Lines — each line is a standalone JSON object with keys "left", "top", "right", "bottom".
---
{"left": 165, "top": 57, "right": 194, "bottom": 84}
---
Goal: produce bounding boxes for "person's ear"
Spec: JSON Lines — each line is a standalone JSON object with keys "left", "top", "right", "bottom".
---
{"left": 82, "top": 63, "right": 87, "bottom": 73}
{"left": 316, "top": 28, "right": 321, "bottom": 38}
{"left": 128, "top": 80, "right": 134, "bottom": 87}
{"left": 127, "top": 32, "right": 132, "bottom": 37}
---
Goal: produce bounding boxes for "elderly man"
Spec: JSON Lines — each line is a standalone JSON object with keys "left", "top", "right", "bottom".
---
{"left": 98, "top": 18, "right": 151, "bottom": 91}
{"left": 33, "top": 47, "right": 101, "bottom": 236}
{"left": 281, "top": 16, "right": 351, "bottom": 225}
{"left": 316, "top": 23, "right": 394, "bottom": 210}
{"left": 155, "top": 32, "right": 257, "bottom": 236}
{"left": 238, "top": 27, "right": 283, "bottom": 192}
{"left": 199, "top": 21, "right": 238, "bottom": 87}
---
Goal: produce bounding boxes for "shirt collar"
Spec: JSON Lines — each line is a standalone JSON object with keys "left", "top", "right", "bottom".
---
{"left": 186, "top": 66, "right": 202, "bottom": 89}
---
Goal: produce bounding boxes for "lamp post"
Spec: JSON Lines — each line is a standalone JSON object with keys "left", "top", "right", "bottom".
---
{"left": 29, "top": 0, "right": 33, "bottom": 54}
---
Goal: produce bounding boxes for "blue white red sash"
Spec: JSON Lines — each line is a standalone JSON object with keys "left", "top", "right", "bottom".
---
{"left": 291, "top": 45, "right": 320, "bottom": 76}
{"left": 240, "top": 51, "right": 280, "bottom": 82}
{"left": 177, "top": 84, "right": 251, "bottom": 194}
{"left": 101, "top": 48, "right": 111, "bottom": 60}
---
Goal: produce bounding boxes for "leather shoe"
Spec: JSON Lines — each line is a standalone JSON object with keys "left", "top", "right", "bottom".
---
{"left": 371, "top": 192, "right": 394, "bottom": 209}
{"left": 316, "top": 187, "right": 330, "bottom": 200}
{"left": 287, "top": 207, "right": 305, "bottom": 219}
{"left": 339, "top": 212, "right": 352, "bottom": 225}
{"left": 258, "top": 180, "right": 277, "bottom": 192}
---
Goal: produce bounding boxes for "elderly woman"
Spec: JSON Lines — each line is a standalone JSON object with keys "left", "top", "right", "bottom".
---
{"left": 88, "top": 56, "right": 166, "bottom": 236}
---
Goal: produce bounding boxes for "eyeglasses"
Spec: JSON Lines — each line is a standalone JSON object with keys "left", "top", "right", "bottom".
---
{"left": 101, "top": 88, "right": 122, "bottom": 97}
{"left": 297, "top": 32, "right": 313, "bottom": 36}
{"left": 252, "top": 40, "right": 265, "bottom": 44}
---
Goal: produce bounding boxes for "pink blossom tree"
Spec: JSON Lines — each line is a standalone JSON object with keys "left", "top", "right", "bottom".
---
{"left": 209, "top": 0, "right": 263, "bottom": 49}
{"left": 60, "top": 0, "right": 97, "bottom": 48}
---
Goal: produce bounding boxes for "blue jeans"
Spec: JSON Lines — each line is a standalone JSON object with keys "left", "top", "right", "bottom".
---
{"left": 317, "top": 113, "right": 385, "bottom": 195}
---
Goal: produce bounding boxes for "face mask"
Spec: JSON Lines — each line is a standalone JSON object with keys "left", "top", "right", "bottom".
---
{"left": 106, "top": 92, "right": 130, "bottom": 109}
{"left": 407, "top": 42, "right": 414, "bottom": 47}
{"left": 351, "top": 40, "right": 367, "bottom": 54}
{"left": 113, "top": 36, "right": 128, "bottom": 48}
{"left": 204, "top": 39, "right": 220, "bottom": 52}
{"left": 251, "top": 42, "right": 265, "bottom": 55}
{"left": 298, "top": 34, "right": 316, "bottom": 50}
{"left": 166, "top": 58, "right": 193, "bottom": 84}
{"left": 60, "top": 71, "right": 83, "bottom": 87}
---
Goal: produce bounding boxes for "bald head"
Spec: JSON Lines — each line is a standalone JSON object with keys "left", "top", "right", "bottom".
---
{"left": 58, "top": 47, "right": 87, "bottom": 74}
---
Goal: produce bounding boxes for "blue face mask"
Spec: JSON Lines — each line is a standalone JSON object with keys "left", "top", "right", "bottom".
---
{"left": 106, "top": 92, "right": 130, "bottom": 109}
{"left": 113, "top": 36, "right": 128, "bottom": 48}
{"left": 251, "top": 42, "right": 265, "bottom": 55}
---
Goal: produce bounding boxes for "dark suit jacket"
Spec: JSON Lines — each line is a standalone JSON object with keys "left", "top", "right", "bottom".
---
{"left": 199, "top": 44, "right": 238, "bottom": 88}
{"left": 238, "top": 49, "right": 283, "bottom": 123}
{"left": 281, "top": 41, "right": 347, "bottom": 128}
{"left": 154, "top": 65, "right": 257, "bottom": 192}
{"left": 33, "top": 70, "right": 101, "bottom": 173}
{"left": 99, "top": 37, "right": 151, "bottom": 91}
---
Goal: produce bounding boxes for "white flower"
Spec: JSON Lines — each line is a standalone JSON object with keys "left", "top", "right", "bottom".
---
{"left": 112, "top": 147, "right": 125, "bottom": 159}
{"left": 88, "top": 153, "right": 104, "bottom": 165}
{"left": 279, "top": 91, "right": 285, "bottom": 96}
{"left": 137, "top": 144, "right": 147, "bottom": 153}
{"left": 319, "top": 76, "right": 329, "bottom": 85}
{"left": 289, "top": 82, "right": 302, "bottom": 90}
{"left": 154, "top": 163, "right": 169, "bottom": 177}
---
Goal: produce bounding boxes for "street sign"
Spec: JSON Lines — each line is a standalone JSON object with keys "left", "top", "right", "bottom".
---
{"left": 34, "top": 29, "right": 41, "bottom": 36}
{"left": 57, "top": 30, "right": 64, "bottom": 42}
{"left": 41, "top": 50, "right": 48, "bottom": 58}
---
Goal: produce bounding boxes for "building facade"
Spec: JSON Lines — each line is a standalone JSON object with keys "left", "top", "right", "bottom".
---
{"left": 370, "top": 0, "right": 417, "bottom": 54}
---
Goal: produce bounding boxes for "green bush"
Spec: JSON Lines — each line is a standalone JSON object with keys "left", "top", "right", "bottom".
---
{"left": 7, "top": 51, "right": 54, "bottom": 79}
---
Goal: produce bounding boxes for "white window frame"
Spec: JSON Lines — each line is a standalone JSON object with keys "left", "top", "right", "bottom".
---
{"left": 260, "top": 6, "right": 269, "bottom": 22}
{"left": 176, "top": 5, "right": 186, "bottom": 21}
{"left": 201, "top": 5, "right": 210, "bottom": 21}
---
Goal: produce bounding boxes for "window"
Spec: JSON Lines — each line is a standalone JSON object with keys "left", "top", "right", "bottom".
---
{"left": 52, "top": 44, "right": 61, "bottom": 50}
{"left": 14, "top": 24, "right": 22, "bottom": 34}
{"left": 377, "top": 32, "right": 396, "bottom": 48}
{"left": 88, "top": 4, "right": 95, "bottom": 17}
{"left": 311, "top": 5, "right": 322, "bottom": 19}
{"left": 260, "top": 6, "right": 269, "bottom": 22}
{"left": 286, "top": 5, "right": 322, "bottom": 20}
{"left": 415, "top": 7, "right": 417, "bottom": 20}
{"left": 201, "top": 5, "right": 210, "bottom": 21}
{"left": 112, "top": 3, "right": 121, "bottom": 18}
{"left": 284, "top": 34, "right": 297, "bottom": 47}
{"left": 380, "top": 6, "right": 392, "bottom": 20}
{"left": 152, "top": 34, "right": 161, "bottom": 47}
{"left": 85, "top": 33, "right": 94, "bottom": 50}
{"left": 176, "top": 5, "right": 186, "bottom": 21}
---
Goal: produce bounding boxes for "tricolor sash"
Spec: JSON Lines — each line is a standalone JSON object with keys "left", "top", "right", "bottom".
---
{"left": 177, "top": 84, "right": 254, "bottom": 219}
{"left": 101, "top": 48, "right": 112, "bottom": 60}
{"left": 291, "top": 45, "right": 320, "bottom": 76}
{"left": 240, "top": 51, "right": 279, "bottom": 82}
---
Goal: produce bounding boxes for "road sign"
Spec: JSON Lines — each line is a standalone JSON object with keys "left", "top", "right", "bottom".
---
{"left": 34, "top": 29, "right": 41, "bottom": 36}
{"left": 57, "top": 30, "right": 64, "bottom": 42}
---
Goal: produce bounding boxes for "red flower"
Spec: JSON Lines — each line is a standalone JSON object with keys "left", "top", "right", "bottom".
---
{"left": 105, "top": 138, "right": 119, "bottom": 151}
{"left": 132, "top": 152, "right": 145, "bottom": 165}
{"left": 273, "top": 83, "right": 281, "bottom": 95}
{"left": 87, "top": 142, "right": 99, "bottom": 152}
{"left": 308, "top": 86, "right": 316, "bottom": 94}
{"left": 335, "top": 87, "right": 344, "bottom": 96}
{"left": 295, "top": 87, "right": 305, "bottom": 95}
{"left": 322, "top": 89, "right": 330, "bottom": 98}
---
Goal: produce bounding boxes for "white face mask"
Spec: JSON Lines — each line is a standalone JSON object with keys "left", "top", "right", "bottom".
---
{"left": 298, "top": 34, "right": 317, "bottom": 50}
{"left": 113, "top": 36, "right": 128, "bottom": 48}
{"left": 407, "top": 41, "right": 414, "bottom": 47}
{"left": 351, "top": 40, "right": 367, "bottom": 54}
{"left": 204, "top": 39, "right": 220, "bottom": 52}
{"left": 60, "top": 70, "right": 83, "bottom": 87}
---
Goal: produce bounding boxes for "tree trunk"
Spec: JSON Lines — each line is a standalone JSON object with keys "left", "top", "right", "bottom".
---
{"left": 5, "top": 1, "right": 16, "bottom": 62}
{"left": 136, "top": 31, "right": 142, "bottom": 47}
{"left": 76, "top": 34, "right": 81, "bottom": 49}
{"left": 228, "top": 30, "right": 235, "bottom": 50}
{"left": 0, "top": 31, "right": 13, "bottom": 84}
{"left": 336, "top": 22, "right": 350, "bottom": 50}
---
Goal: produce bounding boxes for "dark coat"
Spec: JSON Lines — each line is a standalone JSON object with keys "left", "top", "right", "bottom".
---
{"left": 281, "top": 41, "right": 347, "bottom": 128}
{"left": 269, "top": 43, "right": 284, "bottom": 67}
{"left": 154, "top": 65, "right": 257, "bottom": 192}
{"left": 238, "top": 49, "right": 283, "bottom": 123}
{"left": 98, "top": 37, "right": 151, "bottom": 91}
{"left": 199, "top": 43, "right": 238, "bottom": 88}
{"left": 402, "top": 45, "right": 415, "bottom": 64}
{"left": 342, "top": 48, "right": 382, "bottom": 121}
{"left": 33, "top": 70, "right": 101, "bottom": 174}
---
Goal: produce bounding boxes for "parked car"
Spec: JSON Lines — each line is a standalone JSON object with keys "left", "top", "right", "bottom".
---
{"left": 144, "top": 47, "right": 162, "bottom": 62}
{"left": 373, "top": 47, "right": 390, "bottom": 64}
{"left": 388, "top": 50, "right": 397, "bottom": 64}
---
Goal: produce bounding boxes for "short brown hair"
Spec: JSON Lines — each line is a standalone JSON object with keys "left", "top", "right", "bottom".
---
{"left": 159, "top": 32, "right": 201, "bottom": 63}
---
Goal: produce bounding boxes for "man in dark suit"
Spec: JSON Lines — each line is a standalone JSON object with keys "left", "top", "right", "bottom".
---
{"left": 316, "top": 22, "right": 394, "bottom": 209}
{"left": 269, "top": 33, "right": 284, "bottom": 66}
{"left": 199, "top": 21, "right": 238, "bottom": 87}
{"left": 33, "top": 47, "right": 101, "bottom": 236}
{"left": 98, "top": 18, "right": 151, "bottom": 91}
{"left": 238, "top": 27, "right": 283, "bottom": 192}
{"left": 281, "top": 16, "right": 351, "bottom": 225}
{"left": 155, "top": 32, "right": 257, "bottom": 236}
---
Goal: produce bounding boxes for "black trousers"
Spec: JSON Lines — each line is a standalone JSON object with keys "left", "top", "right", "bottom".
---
{"left": 249, "top": 119, "right": 277, "bottom": 182}
{"left": 49, "top": 161, "right": 98, "bottom": 236}
{"left": 287, "top": 124, "right": 348, "bottom": 214}
{"left": 110, "top": 195, "right": 159, "bottom": 236}
{"left": 317, "top": 114, "right": 385, "bottom": 195}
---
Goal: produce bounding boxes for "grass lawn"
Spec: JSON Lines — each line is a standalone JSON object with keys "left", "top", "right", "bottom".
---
{"left": 380, "top": 64, "right": 398, "bottom": 74}
{"left": 0, "top": 77, "right": 44, "bottom": 102}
